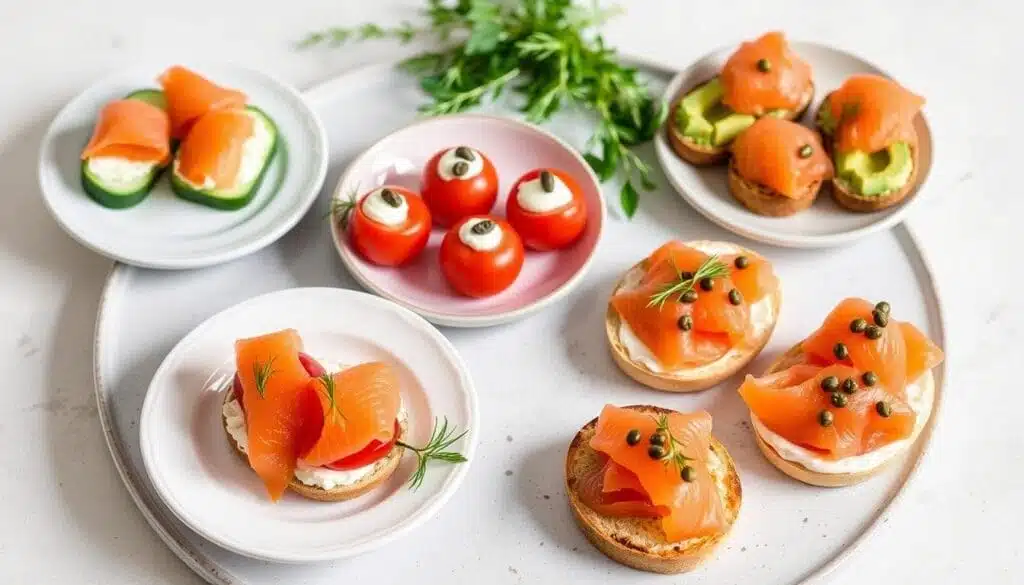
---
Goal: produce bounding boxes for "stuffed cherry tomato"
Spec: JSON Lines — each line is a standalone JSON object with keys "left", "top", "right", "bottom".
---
{"left": 505, "top": 168, "right": 587, "bottom": 251}
{"left": 349, "top": 186, "right": 431, "bottom": 266}
{"left": 440, "top": 216, "right": 524, "bottom": 298}
{"left": 421, "top": 145, "right": 499, "bottom": 228}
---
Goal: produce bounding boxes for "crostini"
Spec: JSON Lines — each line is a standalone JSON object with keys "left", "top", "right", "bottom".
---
{"left": 728, "top": 117, "right": 833, "bottom": 216}
{"left": 566, "top": 405, "right": 741, "bottom": 574}
{"left": 669, "top": 32, "right": 814, "bottom": 165}
{"left": 605, "top": 240, "right": 780, "bottom": 392}
{"left": 815, "top": 74, "right": 925, "bottom": 212}
{"left": 737, "top": 298, "right": 944, "bottom": 487}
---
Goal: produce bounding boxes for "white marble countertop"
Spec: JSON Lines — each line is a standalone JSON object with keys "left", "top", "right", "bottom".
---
{"left": 0, "top": 1, "right": 1018, "bottom": 583}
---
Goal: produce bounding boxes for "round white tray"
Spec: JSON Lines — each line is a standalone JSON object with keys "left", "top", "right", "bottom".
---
{"left": 94, "top": 60, "right": 947, "bottom": 585}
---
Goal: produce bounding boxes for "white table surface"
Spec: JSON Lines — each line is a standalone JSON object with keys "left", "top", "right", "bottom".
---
{"left": 0, "top": 1, "right": 1018, "bottom": 583}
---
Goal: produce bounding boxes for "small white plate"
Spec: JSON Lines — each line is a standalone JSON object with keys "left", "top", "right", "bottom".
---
{"left": 38, "top": 63, "right": 328, "bottom": 269}
{"left": 654, "top": 42, "right": 934, "bottom": 248}
{"left": 139, "top": 287, "right": 478, "bottom": 563}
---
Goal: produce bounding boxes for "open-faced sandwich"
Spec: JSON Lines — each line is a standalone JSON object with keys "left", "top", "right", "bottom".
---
{"left": 816, "top": 74, "right": 925, "bottom": 212}
{"left": 566, "top": 405, "right": 741, "bottom": 574}
{"left": 226, "top": 329, "right": 467, "bottom": 501}
{"left": 738, "top": 298, "right": 943, "bottom": 487}
{"left": 606, "top": 240, "right": 780, "bottom": 392}
{"left": 669, "top": 32, "right": 813, "bottom": 165}
{"left": 728, "top": 117, "right": 833, "bottom": 216}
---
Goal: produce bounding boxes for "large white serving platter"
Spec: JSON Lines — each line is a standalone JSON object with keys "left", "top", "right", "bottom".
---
{"left": 94, "top": 61, "right": 946, "bottom": 584}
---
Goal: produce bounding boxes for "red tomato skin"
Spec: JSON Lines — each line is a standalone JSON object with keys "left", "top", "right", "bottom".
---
{"left": 421, "top": 149, "right": 500, "bottom": 228}
{"left": 349, "top": 186, "right": 432, "bottom": 266}
{"left": 505, "top": 168, "right": 588, "bottom": 251}
{"left": 439, "top": 216, "right": 525, "bottom": 298}
{"left": 325, "top": 420, "right": 401, "bottom": 471}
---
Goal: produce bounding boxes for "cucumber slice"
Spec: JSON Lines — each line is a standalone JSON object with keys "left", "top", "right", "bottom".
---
{"left": 81, "top": 160, "right": 162, "bottom": 209}
{"left": 169, "top": 106, "right": 279, "bottom": 211}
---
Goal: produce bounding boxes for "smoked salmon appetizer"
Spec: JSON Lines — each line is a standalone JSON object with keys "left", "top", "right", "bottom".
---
{"left": 605, "top": 240, "right": 781, "bottom": 392}
{"left": 159, "top": 65, "right": 247, "bottom": 140}
{"left": 80, "top": 93, "right": 172, "bottom": 208}
{"left": 728, "top": 117, "right": 833, "bottom": 216}
{"left": 816, "top": 74, "right": 926, "bottom": 212}
{"left": 738, "top": 298, "right": 943, "bottom": 487}
{"left": 223, "top": 328, "right": 467, "bottom": 502}
{"left": 566, "top": 405, "right": 741, "bottom": 574}
{"left": 669, "top": 32, "right": 813, "bottom": 165}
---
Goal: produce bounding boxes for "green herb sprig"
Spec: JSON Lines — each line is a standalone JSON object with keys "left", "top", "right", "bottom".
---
{"left": 652, "top": 414, "right": 694, "bottom": 476}
{"left": 647, "top": 255, "right": 729, "bottom": 309}
{"left": 396, "top": 417, "right": 469, "bottom": 490}
{"left": 252, "top": 357, "right": 277, "bottom": 399}
{"left": 301, "top": 0, "right": 667, "bottom": 218}
{"left": 314, "top": 373, "right": 346, "bottom": 425}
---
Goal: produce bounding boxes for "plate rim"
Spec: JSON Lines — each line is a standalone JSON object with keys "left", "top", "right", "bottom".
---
{"left": 652, "top": 40, "right": 935, "bottom": 249}
{"left": 37, "top": 61, "right": 330, "bottom": 270}
{"left": 136, "top": 286, "right": 479, "bottom": 563}
{"left": 328, "top": 111, "right": 608, "bottom": 328}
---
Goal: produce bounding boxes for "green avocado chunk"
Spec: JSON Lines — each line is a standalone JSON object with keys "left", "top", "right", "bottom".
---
{"left": 675, "top": 77, "right": 756, "bottom": 147}
{"left": 836, "top": 142, "right": 913, "bottom": 196}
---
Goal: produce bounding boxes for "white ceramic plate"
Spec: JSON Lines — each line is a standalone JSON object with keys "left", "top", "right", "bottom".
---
{"left": 138, "top": 287, "right": 478, "bottom": 563}
{"left": 38, "top": 63, "right": 328, "bottom": 269}
{"left": 654, "top": 42, "right": 934, "bottom": 248}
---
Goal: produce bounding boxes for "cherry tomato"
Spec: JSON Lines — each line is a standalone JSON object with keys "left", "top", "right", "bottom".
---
{"left": 505, "top": 168, "right": 588, "bottom": 251}
{"left": 421, "top": 146, "right": 499, "bottom": 227}
{"left": 349, "top": 186, "right": 432, "bottom": 266}
{"left": 325, "top": 420, "right": 401, "bottom": 471}
{"left": 231, "top": 352, "right": 325, "bottom": 415}
{"left": 440, "top": 215, "right": 524, "bottom": 297}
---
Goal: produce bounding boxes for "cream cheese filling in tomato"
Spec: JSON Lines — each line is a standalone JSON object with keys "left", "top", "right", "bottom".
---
{"left": 437, "top": 147, "right": 484, "bottom": 181}
{"left": 516, "top": 173, "right": 573, "bottom": 212}
{"left": 458, "top": 217, "right": 503, "bottom": 251}
{"left": 362, "top": 187, "right": 410, "bottom": 226}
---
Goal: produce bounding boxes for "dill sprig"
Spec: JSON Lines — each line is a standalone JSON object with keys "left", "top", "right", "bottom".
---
{"left": 396, "top": 417, "right": 469, "bottom": 490}
{"left": 314, "top": 373, "right": 346, "bottom": 425}
{"left": 252, "top": 356, "right": 277, "bottom": 399}
{"left": 327, "top": 185, "right": 360, "bottom": 228}
{"left": 652, "top": 414, "right": 694, "bottom": 475}
{"left": 647, "top": 255, "right": 729, "bottom": 309}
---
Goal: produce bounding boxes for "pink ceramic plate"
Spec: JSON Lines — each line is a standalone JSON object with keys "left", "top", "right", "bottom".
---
{"left": 329, "top": 114, "right": 605, "bottom": 327}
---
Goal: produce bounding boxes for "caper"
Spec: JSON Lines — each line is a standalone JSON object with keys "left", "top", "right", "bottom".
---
{"left": 648, "top": 445, "right": 666, "bottom": 460}
{"left": 757, "top": 58, "right": 772, "bottom": 72}
{"left": 734, "top": 256, "right": 750, "bottom": 269}
{"left": 818, "top": 410, "right": 834, "bottom": 427}
{"left": 833, "top": 342, "right": 849, "bottom": 360}
{"left": 699, "top": 277, "right": 714, "bottom": 291}
{"left": 830, "top": 392, "right": 849, "bottom": 408}
{"left": 799, "top": 144, "right": 813, "bottom": 158}
{"left": 862, "top": 371, "right": 878, "bottom": 387}
{"left": 820, "top": 375, "right": 839, "bottom": 392}
{"left": 626, "top": 429, "right": 642, "bottom": 446}
{"left": 677, "top": 314, "right": 694, "bottom": 331}
{"left": 842, "top": 377, "right": 857, "bottom": 394}
{"left": 681, "top": 465, "right": 696, "bottom": 483}
{"left": 470, "top": 219, "right": 495, "bottom": 235}
{"left": 872, "top": 309, "right": 889, "bottom": 328}
{"left": 454, "top": 145, "right": 476, "bottom": 161}
{"left": 728, "top": 289, "right": 743, "bottom": 305}
{"left": 849, "top": 318, "right": 868, "bottom": 333}
{"left": 876, "top": 401, "right": 893, "bottom": 418}
{"left": 865, "top": 325, "right": 883, "bottom": 340}
{"left": 540, "top": 170, "right": 556, "bottom": 193}
{"left": 680, "top": 271, "right": 694, "bottom": 280}
{"left": 680, "top": 290, "right": 699, "bottom": 303}
{"left": 875, "top": 301, "right": 891, "bottom": 315}
{"left": 452, "top": 161, "right": 470, "bottom": 177}
{"left": 649, "top": 432, "right": 667, "bottom": 446}
{"left": 379, "top": 188, "right": 402, "bottom": 208}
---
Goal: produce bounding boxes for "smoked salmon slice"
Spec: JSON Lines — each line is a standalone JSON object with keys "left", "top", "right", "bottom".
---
{"left": 826, "top": 74, "right": 924, "bottom": 153}
{"left": 174, "top": 108, "right": 254, "bottom": 189}
{"left": 299, "top": 362, "right": 401, "bottom": 467}
{"left": 576, "top": 455, "right": 668, "bottom": 519}
{"left": 720, "top": 32, "right": 812, "bottom": 116}
{"left": 235, "top": 329, "right": 317, "bottom": 501}
{"left": 81, "top": 99, "right": 171, "bottom": 164}
{"left": 590, "top": 406, "right": 725, "bottom": 541}
{"left": 731, "top": 117, "right": 833, "bottom": 198}
{"left": 159, "top": 65, "right": 247, "bottom": 139}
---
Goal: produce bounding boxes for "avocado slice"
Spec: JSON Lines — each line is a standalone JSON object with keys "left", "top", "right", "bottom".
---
{"left": 675, "top": 78, "right": 756, "bottom": 146}
{"left": 836, "top": 142, "right": 913, "bottom": 196}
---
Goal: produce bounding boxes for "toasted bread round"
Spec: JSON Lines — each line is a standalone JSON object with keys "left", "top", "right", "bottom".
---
{"left": 815, "top": 92, "right": 922, "bottom": 213}
{"left": 565, "top": 405, "right": 741, "bottom": 574}
{"left": 223, "top": 392, "right": 405, "bottom": 502}
{"left": 727, "top": 158, "right": 823, "bottom": 217}
{"left": 749, "top": 343, "right": 932, "bottom": 487}
{"left": 605, "top": 240, "right": 781, "bottom": 392}
{"left": 667, "top": 79, "right": 815, "bottom": 167}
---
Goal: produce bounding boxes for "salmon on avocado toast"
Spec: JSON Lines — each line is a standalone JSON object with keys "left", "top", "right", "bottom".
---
{"left": 669, "top": 32, "right": 814, "bottom": 165}
{"left": 605, "top": 240, "right": 781, "bottom": 392}
{"left": 226, "top": 329, "right": 468, "bottom": 502}
{"left": 737, "top": 298, "right": 943, "bottom": 487}
{"left": 566, "top": 405, "right": 741, "bottom": 574}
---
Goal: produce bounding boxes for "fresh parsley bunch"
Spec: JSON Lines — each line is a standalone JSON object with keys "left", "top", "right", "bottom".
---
{"left": 301, "top": 0, "right": 667, "bottom": 217}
